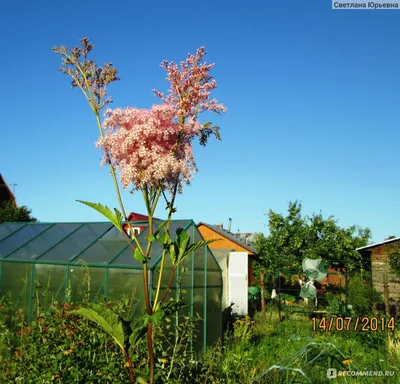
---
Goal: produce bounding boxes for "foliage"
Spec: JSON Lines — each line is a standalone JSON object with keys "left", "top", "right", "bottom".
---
{"left": 0, "top": 294, "right": 204, "bottom": 384}
{"left": 1, "top": 292, "right": 399, "bottom": 384}
{"left": 325, "top": 292, "right": 348, "bottom": 316}
{"left": 181, "top": 308, "right": 399, "bottom": 383}
{"left": 253, "top": 201, "right": 371, "bottom": 286}
{"left": 347, "top": 273, "right": 382, "bottom": 316}
{"left": 233, "top": 316, "right": 255, "bottom": 343}
{"left": 149, "top": 312, "right": 200, "bottom": 383}
{"left": 0, "top": 300, "right": 129, "bottom": 383}
{"left": 305, "top": 212, "right": 371, "bottom": 272}
{"left": 253, "top": 201, "right": 306, "bottom": 279}
{"left": 0, "top": 200, "right": 37, "bottom": 223}
{"left": 388, "top": 247, "right": 400, "bottom": 278}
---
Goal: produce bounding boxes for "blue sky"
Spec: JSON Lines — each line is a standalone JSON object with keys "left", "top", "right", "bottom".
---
{"left": 1, "top": 1, "right": 399, "bottom": 243}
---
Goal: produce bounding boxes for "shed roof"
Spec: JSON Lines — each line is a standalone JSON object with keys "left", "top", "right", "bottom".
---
{"left": 356, "top": 237, "right": 400, "bottom": 252}
{"left": 197, "top": 222, "right": 256, "bottom": 254}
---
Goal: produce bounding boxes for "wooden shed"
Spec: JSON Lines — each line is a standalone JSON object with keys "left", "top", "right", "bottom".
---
{"left": 357, "top": 238, "right": 400, "bottom": 304}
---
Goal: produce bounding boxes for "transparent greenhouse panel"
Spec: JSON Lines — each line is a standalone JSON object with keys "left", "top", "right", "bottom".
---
{"left": 192, "top": 287, "right": 204, "bottom": 354}
{"left": 75, "top": 238, "right": 128, "bottom": 265}
{"left": 207, "top": 249, "right": 222, "bottom": 287}
{"left": 193, "top": 246, "right": 205, "bottom": 287}
{"left": 0, "top": 262, "right": 32, "bottom": 316}
{"left": 38, "top": 223, "right": 112, "bottom": 263}
{"left": 177, "top": 253, "right": 192, "bottom": 288}
{"left": 0, "top": 223, "right": 27, "bottom": 242}
{"left": 107, "top": 268, "right": 145, "bottom": 319}
{"left": 109, "top": 245, "right": 145, "bottom": 268}
{"left": 206, "top": 287, "right": 222, "bottom": 347}
{"left": 34, "top": 264, "right": 67, "bottom": 311}
{"left": 0, "top": 224, "right": 52, "bottom": 259}
{"left": 6, "top": 223, "right": 82, "bottom": 261}
{"left": 68, "top": 266, "right": 106, "bottom": 303}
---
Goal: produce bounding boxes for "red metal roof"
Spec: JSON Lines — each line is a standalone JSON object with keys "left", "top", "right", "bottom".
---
{"left": 126, "top": 212, "right": 160, "bottom": 221}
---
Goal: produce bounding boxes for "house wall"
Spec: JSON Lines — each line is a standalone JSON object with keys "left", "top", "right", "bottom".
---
{"left": 325, "top": 268, "right": 346, "bottom": 287}
{"left": 369, "top": 244, "right": 400, "bottom": 304}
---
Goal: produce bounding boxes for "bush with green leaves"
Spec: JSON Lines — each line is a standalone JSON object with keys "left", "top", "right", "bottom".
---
{"left": 0, "top": 293, "right": 201, "bottom": 384}
{"left": 348, "top": 273, "right": 382, "bottom": 316}
{"left": 0, "top": 300, "right": 129, "bottom": 383}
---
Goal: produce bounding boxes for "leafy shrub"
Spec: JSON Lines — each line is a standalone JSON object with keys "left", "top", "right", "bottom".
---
{"left": 232, "top": 316, "right": 254, "bottom": 343}
{"left": 348, "top": 273, "right": 382, "bottom": 316}
{"left": 0, "top": 301, "right": 129, "bottom": 383}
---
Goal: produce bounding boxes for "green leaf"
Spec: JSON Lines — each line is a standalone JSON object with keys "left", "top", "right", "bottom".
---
{"left": 68, "top": 304, "right": 125, "bottom": 353}
{"left": 161, "top": 299, "right": 188, "bottom": 317}
{"left": 76, "top": 200, "right": 124, "bottom": 233}
{"left": 151, "top": 309, "right": 165, "bottom": 324}
{"left": 145, "top": 220, "right": 168, "bottom": 242}
{"left": 134, "top": 248, "right": 147, "bottom": 263}
{"left": 175, "top": 239, "right": 218, "bottom": 266}
{"left": 158, "top": 231, "right": 172, "bottom": 248}
{"left": 128, "top": 322, "right": 147, "bottom": 352}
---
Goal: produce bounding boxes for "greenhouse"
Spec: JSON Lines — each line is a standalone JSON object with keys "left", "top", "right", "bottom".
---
{"left": 0, "top": 220, "right": 223, "bottom": 353}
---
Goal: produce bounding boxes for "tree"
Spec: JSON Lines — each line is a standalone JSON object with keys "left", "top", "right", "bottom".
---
{"left": 253, "top": 201, "right": 308, "bottom": 313}
{"left": 0, "top": 200, "right": 37, "bottom": 223}
{"left": 304, "top": 212, "right": 371, "bottom": 272}
{"left": 254, "top": 201, "right": 371, "bottom": 294}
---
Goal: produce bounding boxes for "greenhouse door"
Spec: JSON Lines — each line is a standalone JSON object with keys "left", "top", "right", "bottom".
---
{"left": 228, "top": 252, "right": 248, "bottom": 315}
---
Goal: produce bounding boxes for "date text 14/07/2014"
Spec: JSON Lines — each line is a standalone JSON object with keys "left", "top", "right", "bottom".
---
{"left": 311, "top": 317, "right": 396, "bottom": 332}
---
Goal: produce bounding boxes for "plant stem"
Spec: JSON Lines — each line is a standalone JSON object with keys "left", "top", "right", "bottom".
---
{"left": 166, "top": 276, "right": 181, "bottom": 381}
{"left": 160, "top": 266, "right": 177, "bottom": 303}
{"left": 151, "top": 184, "right": 178, "bottom": 311}
{"left": 123, "top": 350, "right": 135, "bottom": 383}
{"left": 142, "top": 263, "right": 151, "bottom": 315}
{"left": 142, "top": 188, "right": 153, "bottom": 314}
{"left": 147, "top": 322, "right": 154, "bottom": 383}
{"left": 142, "top": 187, "right": 157, "bottom": 384}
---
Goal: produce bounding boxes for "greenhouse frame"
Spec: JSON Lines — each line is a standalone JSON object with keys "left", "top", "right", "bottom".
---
{"left": 0, "top": 219, "right": 223, "bottom": 353}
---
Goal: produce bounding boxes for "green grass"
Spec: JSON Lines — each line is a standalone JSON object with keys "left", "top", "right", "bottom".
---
{"left": 191, "top": 310, "right": 400, "bottom": 384}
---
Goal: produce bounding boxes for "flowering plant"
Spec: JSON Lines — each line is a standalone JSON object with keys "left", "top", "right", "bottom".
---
{"left": 54, "top": 38, "right": 225, "bottom": 383}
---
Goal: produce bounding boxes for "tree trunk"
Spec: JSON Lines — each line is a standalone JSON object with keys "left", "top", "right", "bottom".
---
{"left": 260, "top": 269, "right": 266, "bottom": 314}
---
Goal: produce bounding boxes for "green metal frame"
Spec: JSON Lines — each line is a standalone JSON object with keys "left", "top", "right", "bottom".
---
{"left": 0, "top": 220, "right": 224, "bottom": 352}
{"left": 34, "top": 223, "right": 86, "bottom": 261}
{"left": 2, "top": 223, "right": 56, "bottom": 259}
{"left": 0, "top": 223, "right": 28, "bottom": 246}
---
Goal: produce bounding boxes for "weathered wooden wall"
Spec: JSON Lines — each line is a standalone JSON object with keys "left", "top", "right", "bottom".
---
{"left": 370, "top": 243, "right": 400, "bottom": 303}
